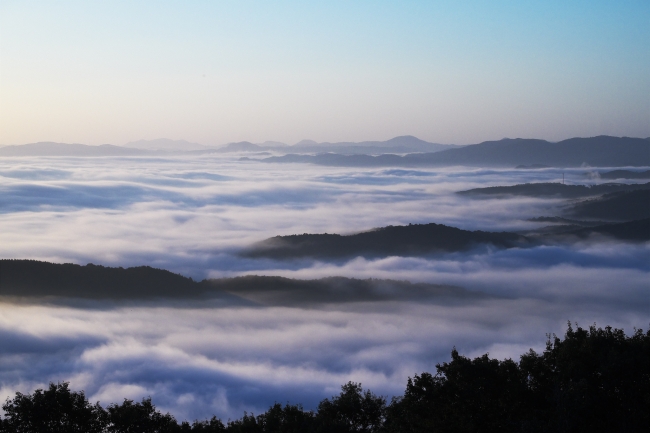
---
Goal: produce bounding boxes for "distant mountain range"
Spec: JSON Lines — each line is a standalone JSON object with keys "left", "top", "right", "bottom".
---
{"left": 124, "top": 139, "right": 210, "bottom": 151}
{"left": 0, "top": 136, "right": 453, "bottom": 157}
{"left": 211, "top": 135, "right": 457, "bottom": 155}
{"left": 0, "top": 142, "right": 147, "bottom": 157}
{"left": 259, "top": 136, "right": 650, "bottom": 167}
{"left": 3, "top": 136, "right": 649, "bottom": 168}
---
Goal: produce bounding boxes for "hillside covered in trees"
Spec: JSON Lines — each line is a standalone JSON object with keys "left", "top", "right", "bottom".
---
{"left": 0, "top": 260, "right": 479, "bottom": 304}
{"left": 243, "top": 223, "right": 530, "bottom": 260}
{"left": 457, "top": 181, "right": 650, "bottom": 199}
{"left": 1, "top": 324, "right": 647, "bottom": 432}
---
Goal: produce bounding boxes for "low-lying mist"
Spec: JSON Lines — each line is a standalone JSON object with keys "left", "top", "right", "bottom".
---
{"left": 0, "top": 154, "right": 647, "bottom": 421}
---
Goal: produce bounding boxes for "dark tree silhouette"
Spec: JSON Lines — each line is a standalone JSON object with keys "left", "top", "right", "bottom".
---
{"left": 106, "top": 397, "right": 179, "bottom": 433}
{"left": 316, "top": 382, "right": 386, "bottom": 433}
{"left": 1, "top": 382, "right": 105, "bottom": 433}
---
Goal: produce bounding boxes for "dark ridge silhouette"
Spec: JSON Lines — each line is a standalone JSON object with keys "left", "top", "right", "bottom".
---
{"left": 0, "top": 260, "right": 204, "bottom": 299}
{"left": 555, "top": 218, "right": 650, "bottom": 241}
{"left": 457, "top": 182, "right": 650, "bottom": 198}
{"left": 260, "top": 136, "right": 650, "bottom": 167}
{"left": 243, "top": 223, "right": 530, "bottom": 260}
{"left": 566, "top": 189, "right": 650, "bottom": 221}
{"left": 598, "top": 169, "right": 650, "bottom": 179}
{"left": 261, "top": 153, "right": 404, "bottom": 166}
{"left": 123, "top": 139, "right": 209, "bottom": 151}
{"left": 528, "top": 216, "right": 608, "bottom": 226}
{"left": 0, "top": 142, "right": 149, "bottom": 157}
{"left": 205, "top": 136, "right": 456, "bottom": 155}
{"left": 204, "top": 275, "right": 484, "bottom": 305}
{"left": 515, "top": 164, "right": 550, "bottom": 169}
{"left": 0, "top": 261, "right": 479, "bottom": 304}
{"left": 523, "top": 218, "right": 650, "bottom": 240}
{"left": 216, "top": 141, "right": 266, "bottom": 152}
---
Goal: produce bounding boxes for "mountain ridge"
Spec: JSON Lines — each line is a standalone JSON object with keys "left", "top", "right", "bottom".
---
{"left": 260, "top": 136, "right": 650, "bottom": 167}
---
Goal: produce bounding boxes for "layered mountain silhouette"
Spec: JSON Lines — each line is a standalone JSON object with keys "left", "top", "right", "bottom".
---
{"left": 0, "top": 143, "right": 147, "bottom": 157}
{"left": 4, "top": 136, "right": 648, "bottom": 165}
{"left": 458, "top": 182, "right": 650, "bottom": 199}
{"left": 243, "top": 223, "right": 530, "bottom": 260}
{"left": 260, "top": 136, "right": 650, "bottom": 167}
{"left": 123, "top": 139, "right": 209, "bottom": 151}
{"left": 212, "top": 136, "right": 456, "bottom": 155}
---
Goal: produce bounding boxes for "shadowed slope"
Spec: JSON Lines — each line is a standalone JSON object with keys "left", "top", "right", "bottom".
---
{"left": 559, "top": 218, "right": 650, "bottom": 241}
{"left": 566, "top": 190, "right": 650, "bottom": 221}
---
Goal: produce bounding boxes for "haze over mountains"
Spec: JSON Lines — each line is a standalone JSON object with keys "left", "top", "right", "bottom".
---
{"left": 124, "top": 139, "right": 210, "bottom": 151}
{"left": 244, "top": 223, "right": 530, "bottom": 260}
{"left": 0, "top": 142, "right": 147, "bottom": 157}
{"left": 261, "top": 136, "right": 650, "bottom": 167}
{"left": 199, "top": 136, "right": 456, "bottom": 155}
{"left": 4, "top": 136, "right": 649, "bottom": 167}
{"left": 0, "top": 260, "right": 482, "bottom": 306}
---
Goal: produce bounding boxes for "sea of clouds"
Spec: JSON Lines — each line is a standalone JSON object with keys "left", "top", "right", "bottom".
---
{"left": 0, "top": 154, "right": 648, "bottom": 421}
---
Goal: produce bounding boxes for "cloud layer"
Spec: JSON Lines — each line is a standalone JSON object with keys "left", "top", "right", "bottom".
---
{"left": 0, "top": 155, "right": 648, "bottom": 421}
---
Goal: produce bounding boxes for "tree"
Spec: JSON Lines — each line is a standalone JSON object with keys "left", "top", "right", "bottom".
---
{"left": 519, "top": 323, "right": 650, "bottom": 432}
{"left": 106, "top": 397, "right": 180, "bottom": 433}
{"left": 1, "top": 382, "right": 106, "bottom": 433}
{"left": 385, "top": 324, "right": 650, "bottom": 432}
{"left": 189, "top": 417, "right": 226, "bottom": 432}
{"left": 316, "top": 382, "right": 386, "bottom": 433}
{"left": 384, "top": 352, "right": 529, "bottom": 433}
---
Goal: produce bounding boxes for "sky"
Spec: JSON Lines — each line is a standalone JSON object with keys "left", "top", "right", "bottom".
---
{"left": 1, "top": 1, "right": 649, "bottom": 146}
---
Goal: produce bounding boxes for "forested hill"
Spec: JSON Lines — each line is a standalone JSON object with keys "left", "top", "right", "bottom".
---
{"left": 457, "top": 181, "right": 650, "bottom": 198}
{"left": 243, "top": 223, "right": 530, "bottom": 260}
{"left": 0, "top": 261, "right": 477, "bottom": 304}
{"left": 558, "top": 218, "right": 650, "bottom": 241}
{"left": 0, "top": 261, "right": 202, "bottom": 299}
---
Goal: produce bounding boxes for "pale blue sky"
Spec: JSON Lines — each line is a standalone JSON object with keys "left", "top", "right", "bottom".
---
{"left": 1, "top": 1, "right": 648, "bottom": 145}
